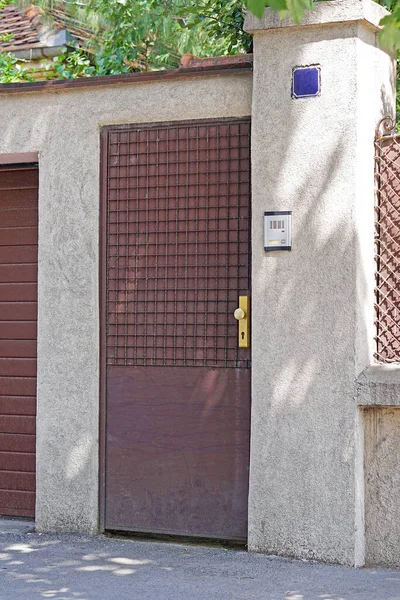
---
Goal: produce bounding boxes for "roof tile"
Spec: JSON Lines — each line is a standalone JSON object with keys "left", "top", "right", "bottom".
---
{"left": 0, "top": 4, "right": 42, "bottom": 52}
{"left": 0, "top": 3, "right": 92, "bottom": 54}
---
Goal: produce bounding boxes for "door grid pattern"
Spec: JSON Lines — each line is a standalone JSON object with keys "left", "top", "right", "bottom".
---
{"left": 106, "top": 119, "right": 251, "bottom": 368}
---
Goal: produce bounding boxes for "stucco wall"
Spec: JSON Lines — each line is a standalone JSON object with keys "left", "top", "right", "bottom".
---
{"left": 364, "top": 407, "right": 400, "bottom": 567}
{"left": 1, "top": 0, "right": 398, "bottom": 569}
{"left": 0, "top": 73, "right": 252, "bottom": 533}
{"left": 245, "top": 0, "right": 396, "bottom": 566}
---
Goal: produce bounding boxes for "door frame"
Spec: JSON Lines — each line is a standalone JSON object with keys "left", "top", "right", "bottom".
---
{"left": 99, "top": 128, "right": 108, "bottom": 532}
{"left": 98, "top": 119, "right": 252, "bottom": 533}
{"left": 0, "top": 153, "right": 38, "bottom": 166}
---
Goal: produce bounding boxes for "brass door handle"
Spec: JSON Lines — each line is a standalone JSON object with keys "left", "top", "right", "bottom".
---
{"left": 234, "top": 296, "right": 250, "bottom": 348}
{"left": 234, "top": 308, "right": 245, "bottom": 320}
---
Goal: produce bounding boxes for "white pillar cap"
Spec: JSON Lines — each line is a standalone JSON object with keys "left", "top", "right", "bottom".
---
{"left": 244, "top": 0, "right": 389, "bottom": 33}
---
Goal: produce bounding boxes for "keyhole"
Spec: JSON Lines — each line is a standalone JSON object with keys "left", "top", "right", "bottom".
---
{"left": 241, "top": 332, "right": 245, "bottom": 340}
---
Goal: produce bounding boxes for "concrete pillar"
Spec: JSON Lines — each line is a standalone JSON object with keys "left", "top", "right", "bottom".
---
{"left": 244, "top": 0, "right": 396, "bottom": 565}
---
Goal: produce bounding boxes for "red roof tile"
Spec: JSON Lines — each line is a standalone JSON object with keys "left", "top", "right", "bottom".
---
{"left": 0, "top": 3, "right": 93, "bottom": 54}
{"left": 0, "top": 4, "right": 43, "bottom": 53}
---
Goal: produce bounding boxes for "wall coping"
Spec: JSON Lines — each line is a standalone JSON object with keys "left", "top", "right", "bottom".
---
{"left": 244, "top": 0, "right": 389, "bottom": 33}
{"left": 357, "top": 365, "right": 400, "bottom": 407}
{"left": 0, "top": 60, "right": 252, "bottom": 96}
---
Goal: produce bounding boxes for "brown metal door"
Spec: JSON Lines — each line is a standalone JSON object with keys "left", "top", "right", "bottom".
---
{"left": 101, "top": 118, "right": 251, "bottom": 539}
{"left": 0, "top": 163, "right": 38, "bottom": 518}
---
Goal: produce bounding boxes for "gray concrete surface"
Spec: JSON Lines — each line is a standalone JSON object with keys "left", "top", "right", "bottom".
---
{"left": 0, "top": 520, "right": 399, "bottom": 600}
{"left": 357, "top": 366, "right": 400, "bottom": 406}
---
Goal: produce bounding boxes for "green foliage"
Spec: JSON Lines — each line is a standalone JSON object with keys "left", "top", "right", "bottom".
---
{"left": 0, "top": 32, "right": 13, "bottom": 43}
{"left": 0, "top": 26, "right": 32, "bottom": 83}
{"left": 245, "top": 0, "right": 313, "bottom": 22}
{"left": 0, "top": 0, "right": 398, "bottom": 85}
{"left": 0, "top": 51, "right": 34, "bottom": 83}
{"left": 173, "top": 0, "right": 251, "bottom": 54}
{"left": 378, "top": 0, "right": 400, "bottom": 51}
{"left": 53, "top": 49, "right": 95, "bottom": 78}
{"left": 85, "top": 0, "right": 251, "bottom": 75}
{"left": 0, "top": 0, "right": 13, "bottom": 9}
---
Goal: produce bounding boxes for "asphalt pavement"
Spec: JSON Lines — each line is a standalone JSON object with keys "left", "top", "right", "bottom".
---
{"left": 0, "top": 519, "right": 399, "bottom": 600}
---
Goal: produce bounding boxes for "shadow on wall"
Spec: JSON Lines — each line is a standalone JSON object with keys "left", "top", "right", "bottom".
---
{"left": 248, "top": 42, "right": 396, "bottom": 563}
{"left": 0, "top": 95, "right": 101, "bottom": 532}
{"left": 253, "top": 142, "right": 366, "bottom": 558}
{"left": 0, "top": 46, "right": 395, "bottom": 560}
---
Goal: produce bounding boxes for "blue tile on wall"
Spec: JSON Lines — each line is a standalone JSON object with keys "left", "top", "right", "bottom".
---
{"left": 292, "top": 66, "right": 321, "bottom": 99}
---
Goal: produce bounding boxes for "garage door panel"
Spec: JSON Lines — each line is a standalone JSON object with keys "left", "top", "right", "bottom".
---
{"left": 0, "top": 208, "right": 37, "bottom": 228}
{"left": 0, "top": 490, "right": 35, "bottom": 513}
{"left": 0, "top": 416, "right": 35, "bottom": 435}
{"left": 0, "top": 359, "right": 37, "bottom": 377}
{"left": 0, "top": 506, "right": 34, "bottom": 518}
{"left": 0, "top": 433, "right": 35, "bottom": 453}
{"left": 0, "top": 163, "right": 38, "bottom": 518}
{"left": 0, "top": 167, "right": 38, "bottom": 190}
{"left": 0, "top": 377, "right": 36, "bottom": 396}
{"left": 0, "top": 452, "right": 35, "bottom": 472}
{"left": 0, "top": 228, "right": 38, "bottom": 247}
{"left": 0, "top": 283, "right": 37, "bottom": 302}
{"left": 0, "top": 340, "right": 37, "bottom": 358}
{"left": 0, "top": 265, "right": 38, "bottom": 283}
{"left": 0, "top": 396, "right": 36, "bottom": 416}
{"left": 0, "top": 189, "right": 39, "bottom": 208}
{"left": 0, "top": 303, "right": 37, "bottom": 321}
{"left": 0, "top": 322, "right": 37, "bottom": 339}
{"left": 0, "top": 246, "right": 38, "bottom": 264}
{"left": 0, "top": 471, "right": 35, "bottom": 491}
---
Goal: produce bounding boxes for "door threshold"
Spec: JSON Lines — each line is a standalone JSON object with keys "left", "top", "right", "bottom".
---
{"left": 104, "top": 529, "right": 247, "bottom": 550}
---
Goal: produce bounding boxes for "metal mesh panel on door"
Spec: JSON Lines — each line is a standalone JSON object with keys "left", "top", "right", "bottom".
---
{"left": 375, "top": 118, "right": 400, "bottom": 362}
{"left": 106, "top": 118, "right": 251, "bottom": 369}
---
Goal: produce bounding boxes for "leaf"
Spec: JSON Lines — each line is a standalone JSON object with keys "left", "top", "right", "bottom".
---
{"left": 244, "top": 0, "right": 267, "bottom": 19}
{"left": 268, "top": 0, "right": 289, "bottom": 11}
{"left": 379, "top": 8, "right": 400, "bottom": 51}
{"left": 285, "top": 0, "right": 314, "bottom": 24}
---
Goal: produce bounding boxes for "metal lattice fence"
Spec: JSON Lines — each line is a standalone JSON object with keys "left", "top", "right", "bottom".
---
{"left": 375, "top": 117, "right": 400, "bottom": 362}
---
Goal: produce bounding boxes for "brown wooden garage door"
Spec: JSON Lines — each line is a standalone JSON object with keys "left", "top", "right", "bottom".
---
{"left": 0, "top": 163, "right": 38, "bottom": 518}
{"left": 101, "top": 118, "right": 251, "bottom": 540}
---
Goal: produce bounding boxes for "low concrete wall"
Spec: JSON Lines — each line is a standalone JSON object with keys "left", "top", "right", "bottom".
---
{"left": 0, "top": 72, "right": 252, "bottom": 533}
{"left": 364, "top": 407, "right": 400, "bottom": 567}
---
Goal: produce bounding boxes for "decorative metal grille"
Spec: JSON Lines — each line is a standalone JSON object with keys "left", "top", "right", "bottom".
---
{"left": 106, "top": 118, "right": 251, "bottom": 368}
{"left": 375, "top": 117, "right": 400, "bottom": 362}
